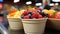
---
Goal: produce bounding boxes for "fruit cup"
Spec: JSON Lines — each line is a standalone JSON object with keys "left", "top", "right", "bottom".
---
{"left": 8, "top": 18, "right": 23, "bottom": 30}
{"left": 22, "top": 18, "right": 47, "bottom": 34}
{"left": 47, "top": 12, "right": 60, "bottom": 31}
{"left": 47, "top": 18, "right": 60, "bottom": 31}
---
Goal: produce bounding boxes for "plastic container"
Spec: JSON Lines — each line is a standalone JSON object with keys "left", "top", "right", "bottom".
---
{"left": 48, "top": 18, "right": 60, "bottom": 30}
{"left": 8, "top": 18, "right": 23, "bottom": 30}
{"left": 22, "top": 18, "right": 47, "bottom": 34}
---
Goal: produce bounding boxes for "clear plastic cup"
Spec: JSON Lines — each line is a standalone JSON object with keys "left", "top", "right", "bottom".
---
{"left": 8, "top": 18, "right": 23, "bottom": 30}
{"left": 22, "top": 18, "right": 47, "bottom": 34}
{"left": 48, "top": 18, "right": 60, "bottom": 30}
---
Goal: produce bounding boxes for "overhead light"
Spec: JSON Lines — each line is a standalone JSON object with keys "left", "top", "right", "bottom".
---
{"left": 35, "top": 3, "right": 42, "bottom": 6}
{"left": 26, "top": 1, "right": 32, "bottom": 5}
{"left": 55, "top": 3, "right": 59, "bottom": 5}
{"left": 52, "top": 0, "right": 60, "bottom": 2}
{"left": 14, "top": 0, "right": 20, "bottom": 3}
{"left": 0, "top": 0, "right": 3, "bottom": 2}
{"left": 49, "top": 3, "right": 54, "bottom": 6}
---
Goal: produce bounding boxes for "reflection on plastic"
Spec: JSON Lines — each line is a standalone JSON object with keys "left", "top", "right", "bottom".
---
{"left": 0, "top": 23, "right": 10, "bottom": 34}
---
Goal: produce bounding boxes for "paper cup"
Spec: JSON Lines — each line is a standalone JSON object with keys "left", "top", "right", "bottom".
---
{"left": 48, "top": 18, "right": 60, "bottom": 30}
{"left": 8, "top": 18, "right": 23, "bottom": 30}
{"left": 22, "top": 18, "right": 47, "bottom": 34}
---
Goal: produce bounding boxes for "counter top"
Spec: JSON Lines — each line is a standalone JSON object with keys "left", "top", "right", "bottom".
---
{"left": 9, "top": 28, "right": 60, "bottom": 34}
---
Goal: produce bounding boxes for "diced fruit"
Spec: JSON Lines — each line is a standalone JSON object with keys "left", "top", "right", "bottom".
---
{"left": 24, "top": 16, "right": 29, "bottom": 19}
{"left": 54, "top": 14, "right": 60, "bottom": 19}
{"left": 31, "top": 13, "right": 37, "bottom": 18}
{"left": 23, "top": 11, "right": 28, "bottom": 16}
{"left": 54, "top": 12, "right": 60, "bottom": 19}
{"left": 40, "top": 12, "right": 45, "bottom": 17}
{"left": 48, "top": 14, "right": 53, "bottom": 18}
{"left": 10, "top": 9, "right": 17, "bottom": 13}
{"left": 37, "top": 10, "right": 41, "bottom": 13}
{"left": 28, "top": 11, "right": 34, "bottom": 15}
{"left": 28, "top": 8, "right": 36, "bottom": 12}
{"left": 45, "top": 14, "right": 48, "bottom": 17}
{"left": 38, "top": 15, "right": 43, "bottom": 18}
{"left": 28, "top": 14, "right": 31, "bottom": 18}
{"left": 31, "top": 12, "right": 40, "bottom": 18}
{"left": 48, "top": 9, "right": 56, "bottom": 15}
{"left": 42, "top": 9, "right": 49, "bottom": 14}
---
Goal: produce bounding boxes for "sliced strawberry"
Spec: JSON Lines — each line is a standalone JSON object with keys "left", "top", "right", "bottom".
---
{"left": 31, "top": 12, "right": 39, "bottom": 18}
{"left": 24, "top": 16, "right": 29, "bottom": 19}
{"left": 31, "top": 13, "right": 36, "bottom": 18}
{"left": 23, "top": 11, "right": 28, "bottom": 16}
{"left": 54, "top": 14, "right": 60, "bottom": 19}
{"left": 48, "top": 14, "right": 53, "bottom": 18}
{"left": 38, "top": 15, "right": 43, "bottom": 18}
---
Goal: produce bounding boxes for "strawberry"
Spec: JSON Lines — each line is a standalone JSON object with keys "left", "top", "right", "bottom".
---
{"left": 48, "top": 14, "right": 53, "bottom": 18}
{"left": 54, "top": 14, "right": 60, "bottom": 19}
{"left": 24, "top": 16, "right": 29, "bottom": 19}
{"left": 31, "top": 13, "right": 36, "bottom": 18}
{"left": 38, "top": 15, "right": 43, "bottom": 18}
{"left": 23, "top": 11, "right": 28, "bottom": 16}
{"left": 31, "top": 12, "right": 40, "bottom": 18}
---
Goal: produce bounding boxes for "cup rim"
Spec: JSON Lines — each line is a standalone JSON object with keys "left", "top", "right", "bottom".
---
{"left": 48, "top": 18, "right": 60, "bottom": 20}
{"left": 22, "top": 18, "right": 48, "bottom": 21}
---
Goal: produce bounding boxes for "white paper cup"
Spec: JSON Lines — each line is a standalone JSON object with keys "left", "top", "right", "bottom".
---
{"left": 8, "top": 18, "right": 23, "bottom": 30}
{"left": 48, "top": 18, "right": 60, "bottom": 30}
{"left": 22, "top": 18, "right": 47, "bottom": 34}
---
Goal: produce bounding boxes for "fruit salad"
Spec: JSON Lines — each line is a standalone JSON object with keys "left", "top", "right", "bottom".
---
{"left": 54, "top": 12, "right": 60, "bottom": 19}
{"left": 7, "top": 9, "right": 25, "bottom": 18}
{"left": 21, "top": 7, "right": 57, "bottom": 19}
{"left": 21, "top": 7, "right": 45, "bottom": 19}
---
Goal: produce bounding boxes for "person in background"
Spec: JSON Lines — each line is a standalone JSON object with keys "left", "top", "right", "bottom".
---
{"left": 43, "top": 0, "right": 51, "bottom": 10}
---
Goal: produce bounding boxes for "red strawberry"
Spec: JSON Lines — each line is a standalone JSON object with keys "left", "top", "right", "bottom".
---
{"left": 54, "top": 14, "right": 60, "bottom": 19}
{"left": 38, "top": 15, "right": 43, "bottom": 18}
{"left": 31, "top": 13, "right": 36, "bottom": 18}
{"left": 24, "top": 16, "right": 29, "bottom": 19}
{"left": 23, "top": 11, "right": 28, "bottom": 16}
{"left": 48, "top": 14, "right": 53, "bottom": 18}
{"left": 31, "top": 12, "right": 39, "bottom": 18}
